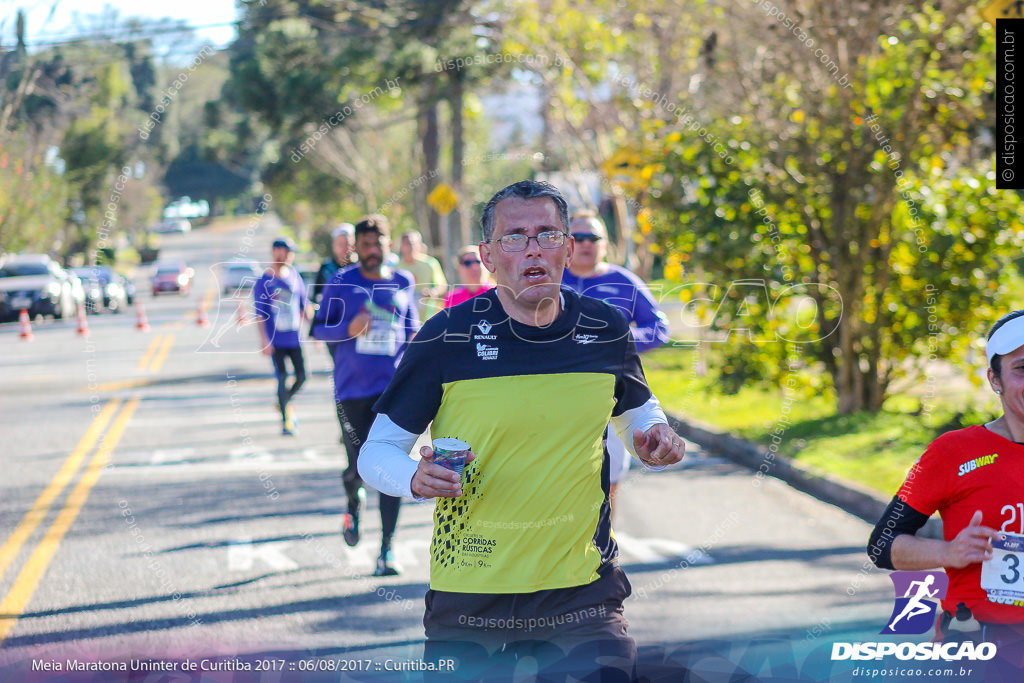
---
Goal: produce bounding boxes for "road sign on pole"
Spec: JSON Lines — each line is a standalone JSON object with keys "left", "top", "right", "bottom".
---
{"left": 427, "top": 183, "right": 459, "bottom": 216}
{"left": 982, "top": 0, "right": 1024, "bottom": 24}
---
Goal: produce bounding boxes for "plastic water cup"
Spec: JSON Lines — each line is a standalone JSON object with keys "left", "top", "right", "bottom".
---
{"left": 432, "top": 438, "right": 471, "bottom": 477}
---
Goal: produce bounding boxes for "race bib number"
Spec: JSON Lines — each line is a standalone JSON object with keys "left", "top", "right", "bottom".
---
{"left": 981, "top": 533, "right": 1024, "bottom": 604}
{"left": 273, "top": 286, "right": 299, "bottom": 333}
{"left": 355, "top": 318, "right": 399, "bottom": 356}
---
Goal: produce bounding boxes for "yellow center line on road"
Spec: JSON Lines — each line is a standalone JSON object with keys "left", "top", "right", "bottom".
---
{"left": 148, "top": 334, "right": 175, "bottom": 373}
{"left": 86, "top": 378, "right": 150, "bottom": 392}
{"left": 0, "top": 399, "right": 121, "bottom": 588}
{"left": 0, "top": 397, "right": 140, "bottom": 645}
{"left": 137, "top": 335, "right": 163, "bottom": 371}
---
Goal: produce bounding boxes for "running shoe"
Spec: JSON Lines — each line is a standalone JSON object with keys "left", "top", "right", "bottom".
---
{"left": 373, "top": 548, "right": 400, "bottom": 576}
{"left": 342, "top": 512, "right": 360, "bottom": 547}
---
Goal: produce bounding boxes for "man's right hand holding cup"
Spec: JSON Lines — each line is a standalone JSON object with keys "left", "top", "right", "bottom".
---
{"left": 411, "top": 446, "right": 475, "bottom": 499}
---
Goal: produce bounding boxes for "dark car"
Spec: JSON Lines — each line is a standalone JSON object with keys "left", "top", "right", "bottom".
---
{"left": 151, "top": 262, "right": 193, "bottom": 296}
{"left": 117, "top": 273, "right": 136, "bottom": 305}
{"left": 0, "top": 255, "right": 77, "bottom": 321}
{"left": 72, "top": 269, "right": 105, "bottom": 314}
{"left": 74, "top": 266, "right": 130, "bottom": 313}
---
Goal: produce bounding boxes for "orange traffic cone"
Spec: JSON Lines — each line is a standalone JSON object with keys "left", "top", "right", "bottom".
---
{"left": 135, "top": 302, "right": 150, "bottom": 332}
{"left": 76, "top": 303, "right": 90, "bottom": 336}
{"left": 235, "top": 300, "right": 249, "bottom": 326}
{"left": 196, "top": 300, "right": 210, "bottom": 327}
{"left": 18, "top": 308, "right": 33, "bottom": 341}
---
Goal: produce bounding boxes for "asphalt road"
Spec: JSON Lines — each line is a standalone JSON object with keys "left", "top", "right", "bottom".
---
{"left": 0, "top": 218, "right": 966, "bottom": 682}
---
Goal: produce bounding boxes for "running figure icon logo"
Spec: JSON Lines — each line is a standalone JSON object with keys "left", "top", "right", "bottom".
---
{"left": 881, "top": 571, "right": 949, "bottom": 635}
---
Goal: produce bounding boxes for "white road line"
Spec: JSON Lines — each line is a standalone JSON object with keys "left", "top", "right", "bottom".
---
{"left": 150, "top": 448, "right": 196, "bottom": 464}
{"left": 227, "top": 537, "right": 300, "bottom": 571}
{"left": 614, "top": 531, "right": 714, "bottom": 565}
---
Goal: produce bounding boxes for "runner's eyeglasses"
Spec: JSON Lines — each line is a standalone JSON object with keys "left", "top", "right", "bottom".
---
{"left": 485, "top": 230, "right": 568, "bottom": 252}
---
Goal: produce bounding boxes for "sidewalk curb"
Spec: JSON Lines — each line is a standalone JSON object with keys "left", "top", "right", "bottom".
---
{"left": 665, "top": 412, "right": 944, "bottom": 539}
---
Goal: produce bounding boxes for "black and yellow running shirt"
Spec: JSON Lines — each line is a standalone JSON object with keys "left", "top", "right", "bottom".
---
{"left": 373, "top": 287, "right": 653, "bottom": 594}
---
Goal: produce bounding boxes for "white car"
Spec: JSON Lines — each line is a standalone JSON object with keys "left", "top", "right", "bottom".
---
{"left": 220, "top": 260, "right": 262, "bottom": 296}
{"left": 154, "top": 218, "right": 192, "bottom": 234}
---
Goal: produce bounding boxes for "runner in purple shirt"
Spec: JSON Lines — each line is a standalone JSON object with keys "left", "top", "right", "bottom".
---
{"left": 311, "top": 215, "right": 419, "bottom": 576}
{"left": 253, "top": 237, "right": 309, "bottom": 436}
{"left": 561, "top": 210, "right": 670, "bottom": 516}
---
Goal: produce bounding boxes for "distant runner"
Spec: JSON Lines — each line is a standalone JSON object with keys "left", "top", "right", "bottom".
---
{"left": 311, "top": 215, "right": 419, "bottom": 576}
{"left": 561, "top": 209, "right": 670, "bottom": 516}
{"left": 253, "top": 237, "right": 308, "bottom": 436}
{"left": 442, "top": 245, "right": 493, "bottom": 308}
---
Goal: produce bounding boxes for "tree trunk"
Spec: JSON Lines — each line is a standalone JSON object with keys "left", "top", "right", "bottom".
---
{"left": 449, "top": 70, "right": 466, "bottom": 268}
{"left": 539, "top": 84, "right": 555, "bottom": 173}
{"left": 830, "top": 305, "right": 890, "bottom": 414}
{"left": 418, "top": 87, "right": 442, "bottom": 250}
{"left": 834, "top": 304, "right": 865, "bottom": 415}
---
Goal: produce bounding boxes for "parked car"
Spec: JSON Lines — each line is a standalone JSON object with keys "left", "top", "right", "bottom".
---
{"left": 220, "top": 260, "right": 262, "bottom": 296}
{"left": 151, "top": 262, "right": 193, "bottom": 296}
{"left": 72, "top": 266, "right": 129, "bottom": 313}
{"left": 0, "top": 254, "right": 78, "bottom": 321}
{"left": 152, "top": 218, "right": 191, "bottom": 234}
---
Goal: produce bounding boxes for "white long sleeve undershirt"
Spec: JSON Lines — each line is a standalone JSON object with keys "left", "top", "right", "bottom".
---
{"left": 359, "top": 394, "right": 669, "bottom": 499}
{"left": 358, "top": 415, "right": 421, "bottom": 499}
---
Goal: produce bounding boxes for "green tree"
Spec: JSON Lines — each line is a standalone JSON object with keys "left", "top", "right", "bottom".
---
{"left": 647, "top": 1, "right": 1021, "bottom": 412}
{"left": 0, "top": 135, "right": 70, "bottom": 253}
{"left": 498, "top": 0, "right": 715, "bottom": 270}
{"left": 1, "top": 19, "right": 169, "bottom": 259}
{"left": 223, "top": 0, "right": 510, "bottom": 258}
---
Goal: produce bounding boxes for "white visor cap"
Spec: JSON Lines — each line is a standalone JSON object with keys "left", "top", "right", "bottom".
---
{"left": 986, "top": 314, "right": 1024, "bottom": 366}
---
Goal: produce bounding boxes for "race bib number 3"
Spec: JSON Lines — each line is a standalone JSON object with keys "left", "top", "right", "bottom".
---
{"left": 981, "top": 533, "right": 1024, "bottom": 604}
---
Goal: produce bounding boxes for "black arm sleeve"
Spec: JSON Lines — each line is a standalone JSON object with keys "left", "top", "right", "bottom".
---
{"left": 313, "top": 264, "right": 329, "bottom": 303}
{"left": 867, "top": 495, "right": 931, "bottom": 570}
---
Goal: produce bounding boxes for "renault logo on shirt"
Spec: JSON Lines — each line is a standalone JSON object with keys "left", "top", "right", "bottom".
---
{"left": 958, "top": 453, "right": 999, "bottom": 477}
{"left": 474, "top": 320, "right": 496, "bottom": 340}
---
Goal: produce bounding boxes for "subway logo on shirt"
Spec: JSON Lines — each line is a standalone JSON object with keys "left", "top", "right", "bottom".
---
{"left": 958, "top": 453, "right": 998, "bottom": 477}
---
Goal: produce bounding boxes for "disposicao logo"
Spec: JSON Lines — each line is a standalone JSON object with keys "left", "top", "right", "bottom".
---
{"left": 831, "top": 570, "right": 997, "bottom": 663}
{"left": 881, "top": 571, "right": 948, "bottom": 635}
